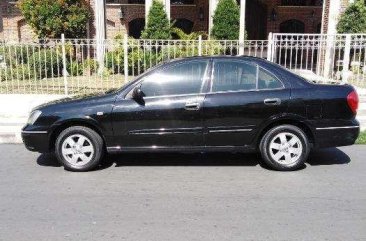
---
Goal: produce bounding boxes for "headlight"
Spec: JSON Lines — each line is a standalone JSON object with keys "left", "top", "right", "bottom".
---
{"left": 27, "top": 110, "right": 42, "bottom": 125}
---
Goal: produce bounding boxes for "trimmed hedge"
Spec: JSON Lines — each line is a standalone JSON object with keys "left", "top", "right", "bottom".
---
{"left": 29, "top": 49, "right": 63, "bottom": 79}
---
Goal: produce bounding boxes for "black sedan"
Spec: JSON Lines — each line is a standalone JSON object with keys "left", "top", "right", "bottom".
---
{"left": 22, "top": 56, "right": 360, "bottom": 171}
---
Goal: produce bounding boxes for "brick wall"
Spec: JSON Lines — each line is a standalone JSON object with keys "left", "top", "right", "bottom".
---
{"left": 0, "top": 0, "right": 353, "bottom": 41}
{"left": 268, "top": 6, "right": 323, "bottom": 33}
{"left": 0, "top": 1, "right": 37, "bottom": 41}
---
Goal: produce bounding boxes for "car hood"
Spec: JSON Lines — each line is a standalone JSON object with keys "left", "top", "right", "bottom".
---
{"left": 34, "top": 89, "right": 118, "bottom": 111}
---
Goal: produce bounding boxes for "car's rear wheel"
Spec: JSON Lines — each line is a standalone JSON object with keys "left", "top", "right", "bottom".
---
{"left": 259, "top": 125, "right": 310, "bottom": 171}
{"left": 55, "top": 126, "right": 104, "bottom": 172}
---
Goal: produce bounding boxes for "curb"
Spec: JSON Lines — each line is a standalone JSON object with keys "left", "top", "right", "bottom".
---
{"left": 0, "top": 126, "right": 23, "bottom": 144}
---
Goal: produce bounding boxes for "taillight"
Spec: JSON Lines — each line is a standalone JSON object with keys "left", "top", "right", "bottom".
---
{"left": 347, "top": 90, "right": 359, "bottom": 115}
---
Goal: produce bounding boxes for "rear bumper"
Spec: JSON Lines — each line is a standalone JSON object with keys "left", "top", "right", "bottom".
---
{"left": 314, "top": 124, "right": 360, "bottom": 148}
{"left": 21, "top": 127, "right": 50, "bottom": 153}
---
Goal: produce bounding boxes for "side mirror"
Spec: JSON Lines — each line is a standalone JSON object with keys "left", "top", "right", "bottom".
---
{"left": 132, "top": 86, "right": 144, "bottom": 101}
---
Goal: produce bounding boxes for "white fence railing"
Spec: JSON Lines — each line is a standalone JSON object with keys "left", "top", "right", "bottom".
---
{"left": 0, "top": 36, "right": 268, "bottom": 94}
{"left": 1, "top": 33, "right": 366, "bottom": 95}
{"left": 269, "top": 33, "right": 366, "bottom": 85}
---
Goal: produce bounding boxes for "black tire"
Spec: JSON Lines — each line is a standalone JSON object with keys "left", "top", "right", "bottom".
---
{"left": 259, "top": 124, "right": 310, "bottom": 171}
{"left": 55, "top": 126, "right": 104, "bottom": 172}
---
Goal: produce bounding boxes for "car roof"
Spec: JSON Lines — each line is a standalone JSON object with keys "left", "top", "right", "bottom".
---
{"left": 167, "top": 55, "right": 271, "bottom": 64}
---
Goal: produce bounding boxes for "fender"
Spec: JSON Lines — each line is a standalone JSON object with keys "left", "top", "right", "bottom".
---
{"left": 253, "top": 112, "right": 316, "bottom": 146}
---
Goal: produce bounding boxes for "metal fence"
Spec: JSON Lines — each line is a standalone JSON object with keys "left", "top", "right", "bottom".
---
{"left": 0, "top": 36, "right": 268, "bottom": 95}
{"left": 269, "top": 33, "right": 366, "bottom": 86}
{"left": 1, "top": 33, "right": 366, "bottom": 95}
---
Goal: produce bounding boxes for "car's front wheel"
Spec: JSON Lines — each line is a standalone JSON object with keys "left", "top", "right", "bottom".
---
{"left": 259, "top": 125, "right": 310, "bottom": 171}
{"left": 55, "top": 126, "right": 104, "bottom": 172}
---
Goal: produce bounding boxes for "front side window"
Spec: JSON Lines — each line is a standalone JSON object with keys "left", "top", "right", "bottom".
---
{"left": 140, "top": 60, "right": 208, "bottom": 97}
{"left": 212, "top": 60, "right": 257, "bottom": 92}
{"left": 211, "top": 60, "right": 283, "bottom": 92}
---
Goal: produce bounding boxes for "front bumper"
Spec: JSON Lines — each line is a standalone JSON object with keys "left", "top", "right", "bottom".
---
{"left": 21, "top": 126, "right": 51, "bottom": 153}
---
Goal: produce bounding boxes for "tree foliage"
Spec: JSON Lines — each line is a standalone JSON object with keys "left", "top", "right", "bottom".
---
{"left": 18, "top": 0, "right": 91, "bottom": 39}
{"left": 337, "top": 0, "right": 366, "bottom": 34}
{"left": 141, "top": 0, "right": 171, "bottom": 39}
{"left": 211, "top": 0, "right": 240, "bottom": 40}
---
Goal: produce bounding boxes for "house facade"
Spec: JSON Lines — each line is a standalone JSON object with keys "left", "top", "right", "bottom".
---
{"left": 0, "top": 0, "right": 355, "bottom": 41}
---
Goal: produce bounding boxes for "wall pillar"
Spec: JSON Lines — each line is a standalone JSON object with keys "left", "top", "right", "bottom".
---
{"left": 145, "top": 0, "right": 153, "bottom": 24}
{"left": 0, "top": 4, "right": 4, "bottom": 38}
{"left": 323, "top": 0, "right": 341, "bottom": 78}
{"left": 164, "top": 0, "right": 171, "bottom": 21}
{"left": 238, "top": 0, "right": 246, "bottom": 55}
{"left": 208, "top": 0, "right": 219, "bottom": 37}
{"left": 94, "top": 0, "right": 106, "bottom": 72}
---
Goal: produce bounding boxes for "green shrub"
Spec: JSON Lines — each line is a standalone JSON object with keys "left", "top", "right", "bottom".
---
{"left": 82, "top": 58, "right": 98, "bottom": 76}
{"left": 105, "top": 50, "right": 124, "bottom": 74}
{"left": 0, "top": 46, "right": 30, "bottom": 67}
{"left": 0, "top": 64, "right": 34, "bottom": 82}
{"left": 211, "top": 0, "right": 240, "bottom": 40}
{"left": 18, "top": 0, "right": 91, "bottom": 39}
{"left": 66, "top": 58, "right": 99, "bottom": 77}
{"left": 337, "top": 0, "right": 366, "bottom": 34}
{"left": 171, "top": 28, "right": 207, "bottom": 40}
{"left": 29, "top": 49, "right": 62, "bottom": 79}
{"left": 141, "top": 0, "right": 171, "bottom": 39}
{"left": 67, "top": 61, "right": 83, "bottom": 76}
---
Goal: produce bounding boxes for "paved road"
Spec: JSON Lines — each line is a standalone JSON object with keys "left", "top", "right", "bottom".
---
{"left": 0, "top": 144, "right": 365, "bottom": 241}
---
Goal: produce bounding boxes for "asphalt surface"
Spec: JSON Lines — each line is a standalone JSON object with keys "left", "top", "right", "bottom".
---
{"left": 0, "top": 144, "right": 365, "bottom": 241}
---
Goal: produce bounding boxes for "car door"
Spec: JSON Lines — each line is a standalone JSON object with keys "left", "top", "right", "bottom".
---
{"left": 203, "top": 59, "right": 290, "bottom": 147}
{"left": 111, "top": 59, "right": 210, "bottom": 149}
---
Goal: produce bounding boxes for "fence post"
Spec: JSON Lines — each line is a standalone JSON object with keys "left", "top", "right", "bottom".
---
{"left": 342, "top": 34, "right": 352, "bottom": 83}
{"left": 267, "top": 32, "right": 273, "bottom": 61}
{"left": 198, "top": 35, "right": 202, "bottom": 56}
{"left": 61, "top": 34, "right": 68, "bottom": 95}
{"left": 124, "top": 34, "right": 129, "bottom": 83}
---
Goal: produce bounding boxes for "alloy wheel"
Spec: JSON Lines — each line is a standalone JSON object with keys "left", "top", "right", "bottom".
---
{"left": 268, "top": 132, "right": 303, "bottom": 165}
{"left": 61, "top": 134, "right": 95, "bottom": 166}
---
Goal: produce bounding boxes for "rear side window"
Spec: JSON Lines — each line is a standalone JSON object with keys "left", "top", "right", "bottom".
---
{"left": 258, "top": 68, "right": 283, "bottom": 89}
{"left": 140, "top": 60, "right": 208, "bottom": 97}
{"left": 212, "top": 60, "right": 257, "bottom": 92}
{"left": 211, "top": 60, "right": 283, "bottom": 92}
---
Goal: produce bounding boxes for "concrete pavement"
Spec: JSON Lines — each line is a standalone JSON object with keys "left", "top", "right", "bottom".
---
{"left": 0, "top": 144, "right": 365, "bottom": 240}
{"left": 0, "top": 94, "right": 65, "bottom": 143}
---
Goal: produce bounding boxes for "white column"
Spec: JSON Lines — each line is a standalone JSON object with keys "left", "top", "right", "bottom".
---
{"left": 323, "top": 0, "right": 341, "bottom": 78}
{"left": 94, "top": 0, "right": 106, "bottom": 72}
{"left": 238, "top": 0, "right": 246, "bottom": 55}
{"left": 208, "top": 0, "right": 219, "bottom": 37}
{"left": 145, "top": 0, "right": 153, "bottom": 24}
{"left": 165, "top": 0, "right": 171, "bottom": 20}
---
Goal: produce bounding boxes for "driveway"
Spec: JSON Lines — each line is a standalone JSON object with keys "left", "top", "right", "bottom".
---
{"left": 0, "top": 144, "right": 365, "bottom": 241}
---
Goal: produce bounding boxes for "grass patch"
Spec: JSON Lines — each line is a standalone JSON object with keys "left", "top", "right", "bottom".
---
{"left": 356, "top": 131, "right": 366, "bottom": 144}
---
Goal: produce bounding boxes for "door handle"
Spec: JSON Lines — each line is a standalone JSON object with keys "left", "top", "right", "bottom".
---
{"left": 264, "top": 98, "right": 281, "bottom": 106}
{"left": 185, "top": 102, "right": 200, "bottom": 111}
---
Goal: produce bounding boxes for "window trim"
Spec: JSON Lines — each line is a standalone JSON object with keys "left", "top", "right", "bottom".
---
{"left": 125, "top": 59, "right": 211, "bottom": 99}
{"left": 209, "top": 59, "right": 285, "bottom": 94}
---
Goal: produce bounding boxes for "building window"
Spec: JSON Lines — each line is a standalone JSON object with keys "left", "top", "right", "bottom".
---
{"left": 280, "top": 19, "right": 305, "bottom": 33}
{"left": 171, "top": 0, "right": 194, "bottom": 5}
{"left": 129, "top": 18, "right": 145, "bottom": 39}
{"left": 106, "top": 0, "right": 145, "bottom": 4}
{"left": 281, "top": 0, "right": 322, "bottom": 6}
{"left": 172, "top": 19, "right": 194, "bottom": 35}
